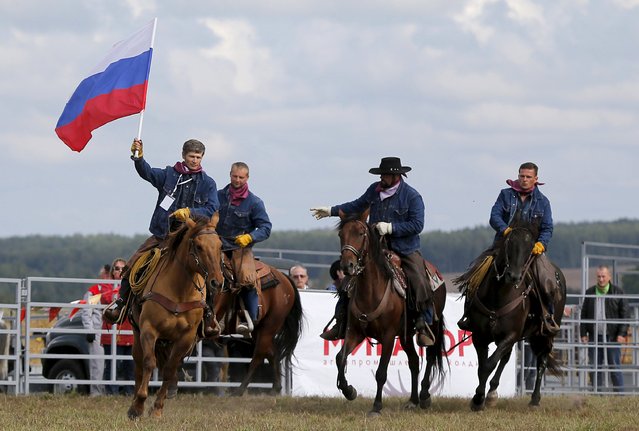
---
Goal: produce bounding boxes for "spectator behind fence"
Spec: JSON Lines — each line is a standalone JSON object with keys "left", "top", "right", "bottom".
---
{"left": 580, "top": 265, "right": 630, "bottom": 392}
{"left": 290, "top": 265, "right": 309, "bottom": 290}
{"left": 101, "top": 258, "right": 135, "bottom": 395}
{"left": 81, "top": 264, "right": 112, "bottom": 396}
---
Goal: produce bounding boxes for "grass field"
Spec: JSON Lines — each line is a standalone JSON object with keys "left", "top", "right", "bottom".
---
{"left": 0, "top": 393, "right": 637, "bottom": 431}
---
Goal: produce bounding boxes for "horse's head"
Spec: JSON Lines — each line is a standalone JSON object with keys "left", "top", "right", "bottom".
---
{"left": 338, "top": 209, "right": 370, "bottom": 276}
{"left": 183, "top": 212, "right": 224, "bottom": 291}
{"left": 494, "top": 225, "right": 536, "bottom": 285}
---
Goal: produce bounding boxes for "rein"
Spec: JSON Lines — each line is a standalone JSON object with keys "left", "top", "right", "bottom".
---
{"left": 340, "top": 220, "right": 400, "bottom": 330}
{"left": 475, "top": 253, "right": 536, "bottom": 326}
{"left": 142, "top": 226, "right": 221, "bottom": 314}
{"left": 340, "top": 220, "right": 369, "bottom": 276}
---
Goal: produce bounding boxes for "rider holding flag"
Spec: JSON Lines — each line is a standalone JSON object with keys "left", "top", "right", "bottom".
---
{"left": 103, "top": 138, "right": 219, "bottom": 337}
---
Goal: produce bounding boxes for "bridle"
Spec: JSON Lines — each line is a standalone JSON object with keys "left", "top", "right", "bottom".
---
{"left": 492, "top": 227, "right": 535, "bottom": 288}
{"left": 340, "top": 220, "right": 369, "bottom": 276}
{"left": 187, "top": 227, "right": 223, "bottom": 295}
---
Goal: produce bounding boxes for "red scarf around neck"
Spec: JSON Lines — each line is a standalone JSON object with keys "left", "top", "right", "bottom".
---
{"left": 506, "top": 179, "right": 544, "bottom": 195}
{"left": 229, "top": 183, "right": 249, "bottom": 206}
{"left": 173, "top": 161, "right": 202, "bottom": 174}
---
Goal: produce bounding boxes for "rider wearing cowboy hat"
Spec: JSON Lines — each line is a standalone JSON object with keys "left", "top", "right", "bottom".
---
{"left": 311, "top": 157, "right": 435, "bottom": 347}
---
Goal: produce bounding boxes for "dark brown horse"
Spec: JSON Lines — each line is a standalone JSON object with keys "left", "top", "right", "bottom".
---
{"left": 335, "top": 211, "right": 447, "bottom": 416}
{"left": 214, "top": 263, "right": 303, "bottom": 395}
{"left": 458, "top": 216, "right": 566, "bottom": 410}
{"left": 127, "top": 215, "right": 224, "bottom": 420}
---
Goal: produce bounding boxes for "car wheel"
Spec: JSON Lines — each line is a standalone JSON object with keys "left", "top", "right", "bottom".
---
{"left": 47, "top": 359, "right": 88, "bottom": 395}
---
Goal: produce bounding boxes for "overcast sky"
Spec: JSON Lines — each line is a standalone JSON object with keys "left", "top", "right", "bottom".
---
{"left": 1, "top": 0, "right": 638, "bottom": 237}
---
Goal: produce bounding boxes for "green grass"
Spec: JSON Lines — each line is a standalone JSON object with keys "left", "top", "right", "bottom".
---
{"left": 0, "top": 393, "right": 637, "bottom": 431}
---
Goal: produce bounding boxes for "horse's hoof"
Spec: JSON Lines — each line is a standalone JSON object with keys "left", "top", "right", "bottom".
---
{"left": 367, "top": 410, "right": 382, "bottom": 418}
{"left": 403, "top": 401, "right": 418, "bottom": 410}
{"left": 528, "top": 401, "right": 541, "bottom": 409}
{"left": 485, "top": 391, "right": 498, "bottom": 408}
{"left": 149, "top": 409, "right": 162, "bottom": 418}
{"left": 470, "top": 398, "right": 485, "bottom": 412}
{"left": 127, "top": 407, "right": 142, "bottom": 421}
{"left": 343, "top": 385, "right": 357, "bottom": 401}
{"left": 419, "top": 396, "right": 432, "bottom": 410}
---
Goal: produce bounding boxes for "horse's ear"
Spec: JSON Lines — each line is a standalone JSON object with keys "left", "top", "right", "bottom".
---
{"left": 210, "top": 211, "right": 219, "bottom": 228}
{"left": 338, "top": 209, "right": 346, "bottom": 221}
{"left": 186, "top": 218, "right": 196, "bottom": 229}
{"left": 360, "top": 207, "right": 370, "bottom": 223}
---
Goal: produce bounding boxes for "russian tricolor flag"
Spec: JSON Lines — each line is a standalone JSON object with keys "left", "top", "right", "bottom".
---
{"left": 55, "top": 19, "right": 157, "bottom": 152}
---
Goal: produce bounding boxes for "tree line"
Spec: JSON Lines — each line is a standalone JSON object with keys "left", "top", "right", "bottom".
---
{"left": 1, "top": 218, "right": 638, "bottom": 302}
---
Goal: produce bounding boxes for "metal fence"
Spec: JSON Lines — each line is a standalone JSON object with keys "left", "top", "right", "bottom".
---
{"left": 2, "top": 242, "right": 639, "bottom": 396}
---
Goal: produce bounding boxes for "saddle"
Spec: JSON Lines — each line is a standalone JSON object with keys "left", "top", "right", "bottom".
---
{"left": 382, "top": 250, "right": 445, "bottom": 299}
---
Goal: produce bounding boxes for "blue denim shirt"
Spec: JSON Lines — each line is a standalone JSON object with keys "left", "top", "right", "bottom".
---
{"left": 134, "top": 158, "right": 219, "bottom": 239}
{"left": 217, "top": 184, "right": 272, "bottom": 251}
{"left": 330, "top": 180, "right": 425, "bottom": 255}
{"left": 489, "top": 186, "right": 553, "bottom": 249}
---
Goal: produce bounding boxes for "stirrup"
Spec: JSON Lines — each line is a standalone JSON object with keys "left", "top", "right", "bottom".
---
{"left": 236, "top": 322, "right": 251, "bottom": 337}
{"left": 320, "top": 325, "right": 340, "bottom": 341}
{"left": 103, "top": 300, "right": 124, "bottom": 324}
{"left": 457, "top": 316, "right": 471, "bottom": 331}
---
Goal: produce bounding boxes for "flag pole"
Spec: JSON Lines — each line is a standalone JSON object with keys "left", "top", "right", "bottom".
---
{"left": 134, "top": 17, "right": 157, "bottom": 157}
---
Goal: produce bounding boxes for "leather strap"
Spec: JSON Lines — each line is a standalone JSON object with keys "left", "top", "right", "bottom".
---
{"left": 141, "top": 291, "right": 206, "bottom": 314}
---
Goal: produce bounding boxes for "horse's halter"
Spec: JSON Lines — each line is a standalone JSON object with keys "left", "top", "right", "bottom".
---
{"left": 188, "top": 228, "right": 222, "bottom": 293}
{"left": 493, "top": 227, "right": 535, "bottom": 287}
{"left": 340, "top": 220, "right": 369, "bottom": 276}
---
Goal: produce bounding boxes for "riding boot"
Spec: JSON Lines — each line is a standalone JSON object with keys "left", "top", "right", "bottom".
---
{"left": 457, "top": 299, "right": 472, "bottom": 331}
{"left": 321, "top": 294, "right": 348, "bottom": 340}
{"left": 542, "top": 302, "right": 560, "bottom": 335}
{"left": 320, "top": 308, "right": 346, "bottom": 341}
{"left": 202, "top": 289, "right": 220, "bottom": 338}
{"left": 103, "top": 277, "right": 131, "bottom": 324}
{"left": 415, "top": 312, "right": 435, "bottom": 347}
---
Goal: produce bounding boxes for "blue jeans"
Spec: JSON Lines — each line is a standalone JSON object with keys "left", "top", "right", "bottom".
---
{"left": 588, "top": 336, "right": 624, "bottom": 392}
{"left": 240, "top": 288, "right": 258, "bottom": 321}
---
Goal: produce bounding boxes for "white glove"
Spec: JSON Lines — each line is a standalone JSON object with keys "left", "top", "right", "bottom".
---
{"left": 310, "top": 207, "right": 331, "bottom": 220}
{"left": 376, "top": 222, "right": 392, "bottom": 236}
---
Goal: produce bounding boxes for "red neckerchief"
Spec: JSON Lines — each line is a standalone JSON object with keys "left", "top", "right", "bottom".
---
{"left": 173, "top": 161, "right": 202, "bottom": 174}
{"left": 229, "top": 183, "right": 249, "bottom": 206}
{"left": 506, "top": 179, "right": 544, "bottom": 195}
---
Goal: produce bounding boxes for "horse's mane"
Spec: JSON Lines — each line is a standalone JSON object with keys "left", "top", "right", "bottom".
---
{"left": 337, "top": 213, "right": 394, "bottom": 280}
{"left": 165, "top": 217, "right": 210, "bottom": 257}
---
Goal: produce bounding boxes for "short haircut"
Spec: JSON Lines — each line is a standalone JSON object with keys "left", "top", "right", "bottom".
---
{"left": 183, "top": 139, "right": 205, "bottom": 155}
{"left": 329, "top": 260, "right": 341, "bottom": 281}
{"left": 231, "top": 162, "right": 249, "bottom": 174}
{"left": 519, "top": 162, "right": 538, "bottom": 175}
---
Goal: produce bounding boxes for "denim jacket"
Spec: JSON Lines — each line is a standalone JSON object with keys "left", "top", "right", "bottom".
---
{"left": 330, "top": 180, "right": 425, "bottom": 255}
{"left": 489, "top": 186, "right": 553, "bottom": 249}
{"left": 135, "top": 158, "right": 219, "bottom": 239}
{"left": 217, "top": 184, "right": 272, "bottom": 251}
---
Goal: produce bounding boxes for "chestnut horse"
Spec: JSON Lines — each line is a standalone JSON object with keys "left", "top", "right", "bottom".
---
{"left": 214, "top": 264, "right": 303, "bottom": 395}
{"left": 336, "top": 211, "right": 447, "bottom": 416}
{"left": 458, "top": 216, "right": 566, "bottom": 410}
{"left": 127, "top": 215, "right": 223, "bottom": 420}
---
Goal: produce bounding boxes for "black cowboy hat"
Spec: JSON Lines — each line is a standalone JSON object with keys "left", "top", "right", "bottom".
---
{"left": 369, "top": 157, "right": 412, "bottom": 175}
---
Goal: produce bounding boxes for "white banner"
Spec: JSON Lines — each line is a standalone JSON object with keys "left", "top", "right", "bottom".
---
{"left": 292, "top": 291, "right": 516, "bottom": 398}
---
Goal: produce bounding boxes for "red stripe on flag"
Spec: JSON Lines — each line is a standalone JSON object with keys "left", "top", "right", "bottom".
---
{"left": 55, "top": 83, "right": 147, "bottom": 152}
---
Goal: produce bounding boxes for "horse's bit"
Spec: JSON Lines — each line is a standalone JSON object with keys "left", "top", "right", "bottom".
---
{"left": 340, "top": 220, "right": 369, "bottom": 276}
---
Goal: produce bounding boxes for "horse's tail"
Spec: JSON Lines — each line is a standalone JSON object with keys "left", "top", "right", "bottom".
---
{"left": 274, "top": 278, "right": 304, "bottom": 362}
{"left": 545, "top": 350, "right": 563, "bottom": 377}
{"left": 427, "top": 315, "right": 448, "bottom": 384}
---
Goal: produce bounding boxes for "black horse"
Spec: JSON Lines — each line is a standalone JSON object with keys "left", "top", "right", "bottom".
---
{"left": 455, "top": 216, "right": 566, "bottom": 410}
